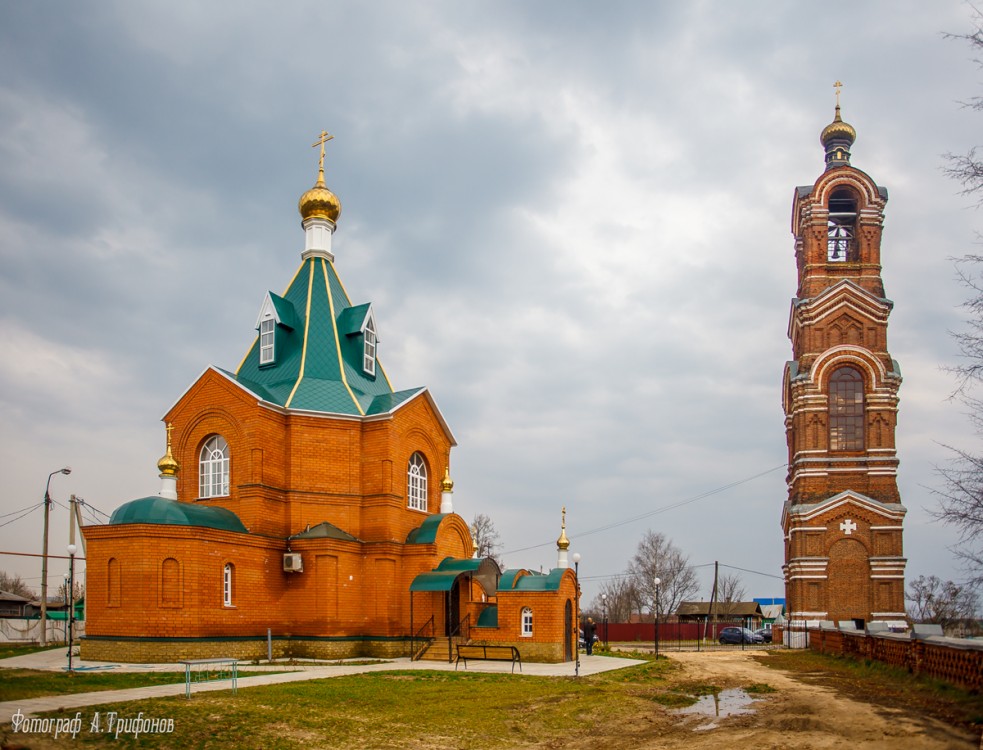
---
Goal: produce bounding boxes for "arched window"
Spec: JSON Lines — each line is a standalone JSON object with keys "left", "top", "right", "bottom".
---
{"left": 521, "top": 607, "right": 533, "bottom": 637}
{"left": 829, "top": 367, "right": 865, "bottom": 451}
{"left": 827, "top": 188, "right": 858, "bottom": 262}
{"left": 223, "top": 563, "right": 235, "bottom": 607}
{"left": 199, "top": 436, "right": 230, "bottom": 498}
{"left": 407, "top": 452, "right": 428, "bottom": 512}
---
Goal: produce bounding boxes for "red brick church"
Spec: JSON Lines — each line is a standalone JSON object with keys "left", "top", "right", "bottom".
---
{"left": 782, "top": 94, "right": 907, "bottom": 628}
{"left": 81, "top": 135, "right": 577, "bottom": 663}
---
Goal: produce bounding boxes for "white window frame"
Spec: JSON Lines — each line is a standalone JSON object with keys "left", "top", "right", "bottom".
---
{"left": 521, "top": 607, "right": 533, "bottom": 637}
{"left": 199, "top": 435, "right": 230, "bottom": 498}
{"left": 363, "top": 315, "right": 377, "bottom": 375}
{"left": 407, "top": 452, "right": 428, "bottom": 512}
{"left": 223, "top": 563, "right": 234, "bottom": 607}
{"left": 259, "top": 317, "right": 275, "bottom": 365}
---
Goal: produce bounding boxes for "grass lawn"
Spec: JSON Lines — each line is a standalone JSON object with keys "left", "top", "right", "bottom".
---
{"left": 0, "top": 655, "right": 687, "bottom": 749}
{"left": 0, "top": 643, "right": 55, "bottom": 660}
{"left": 1, "top": 650, "right": 979, "bottom": 749}
{"left": 0, "top": 669, "right": 293, "bottom": 702}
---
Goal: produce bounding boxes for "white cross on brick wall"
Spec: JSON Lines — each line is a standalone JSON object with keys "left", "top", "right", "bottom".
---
{"left": 840, "top": 519, "right": 857, "bottom": 535}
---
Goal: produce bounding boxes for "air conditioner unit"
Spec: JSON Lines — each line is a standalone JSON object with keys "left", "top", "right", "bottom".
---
{"left": 283, "top": 553, "right": 303, "bottom": 573}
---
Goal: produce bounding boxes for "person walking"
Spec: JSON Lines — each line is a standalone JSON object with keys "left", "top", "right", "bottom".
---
{"left": 584, "top": 617, "right": 597, "bottom": 656}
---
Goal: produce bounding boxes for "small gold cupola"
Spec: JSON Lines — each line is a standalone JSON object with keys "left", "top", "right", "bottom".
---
{"left": 441, "top": 467, "right": 455, "bottom": 493}
{"left": 820, "top": 81, "right": 857, "bottom": 170}
{"left": 556, "top": 506, "right": 570, "bottom": 551}
{"left": 157, "top": 423, "right": 180, "bottom": 501}
{"left": 298, "top": 130, "right": 342, "bottom": 225}
{"left": 440, "top": 466, "right": 455, "bottom": 514}
{"left": 555, "top": 506, "right": 571, "bottom": 570}
{"left": 157, "top": 423, "right": 179, "bottom": 477}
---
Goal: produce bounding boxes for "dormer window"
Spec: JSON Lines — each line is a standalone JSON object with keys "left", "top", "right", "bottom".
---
{"left": 363, "top": 314, "right": 377, "bottom": 376}
{"left": 259, "top": 318, "right": 275, "bottom": 365}
{"left": 253, "top": 291, "right": 299, "bottom": 369}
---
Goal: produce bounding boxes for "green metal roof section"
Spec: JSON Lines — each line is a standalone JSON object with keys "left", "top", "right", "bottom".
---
{"left": 434, "top": 557, "right": 484, "bottom": 573}
{"left": 498, "top": 568, "right": 566, "bottom": 592}
{"left": 289, "top": 521, "right": 360, "bottom": 542}
{"left": 409, "top": 557, "right": 497, "bottom": 593}
{"left": 233, "top": 257, "right": 401, "bottom": 416}
{"left": 405, "top": 514, "right": 447, "bottom": 544}
{"left": 476, "top": 606, "right": 498, "bottom": 628}
{"left": 269, "top": 291, "right": 301, "bottom": 329}
{"left": 109, "top": 497, "right": 248, "bottom": 534}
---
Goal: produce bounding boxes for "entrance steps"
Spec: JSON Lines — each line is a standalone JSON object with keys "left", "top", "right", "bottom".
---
{"left": 417, "top": 636, "right": 466, "bottom": 662}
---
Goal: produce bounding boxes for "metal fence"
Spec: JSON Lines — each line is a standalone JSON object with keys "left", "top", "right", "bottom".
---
{"left": 597, "top": 618, "right": 781, "bottom": 652}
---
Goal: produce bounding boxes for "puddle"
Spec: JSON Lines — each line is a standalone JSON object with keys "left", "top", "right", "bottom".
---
{"left": 673, "top": 688, "right": 758, "bottom": 730}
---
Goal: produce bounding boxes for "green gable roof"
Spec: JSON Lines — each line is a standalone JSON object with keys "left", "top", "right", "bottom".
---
{"left": 109, "top": 497, "right": 247, "bottom": 534}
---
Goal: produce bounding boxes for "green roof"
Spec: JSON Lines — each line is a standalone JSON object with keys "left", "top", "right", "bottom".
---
{"left": 409, "top": 557, "right": 499, "bottom": 594}
{"left": 290, "top": 521, "right": 359, "bottom": 542}
{"left": 234, "top": 257, "right": 403, "bottom": 416}
{"left": 499, "top": 568, "right": 566, "bottom": 592}
{"left": 476, "top": 606, "right": 498, "bottom": 628}
{"left": 406, "top": 514, "right": 447, "bottom": 544}
{"left": 109, "top": 497, "right": 248, "bottom": 534}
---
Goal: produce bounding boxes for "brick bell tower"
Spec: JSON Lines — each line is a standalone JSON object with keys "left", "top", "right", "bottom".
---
{"left": 782, "top": 88, "right": 907, "bottom": 629}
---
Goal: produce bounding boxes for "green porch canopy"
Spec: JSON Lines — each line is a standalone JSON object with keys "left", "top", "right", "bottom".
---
{"left": 409, "top": 557, "right": 500, "bottom": 597}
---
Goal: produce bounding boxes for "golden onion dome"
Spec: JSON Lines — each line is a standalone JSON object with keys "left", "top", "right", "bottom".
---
{"left": 556, "top": 506, "right": 570, "bottom": 551}
{"left": 820, "top": 104, "right": 856, "bottom": 148}
{"left": 298, "top": 168, "right": 341, "bottom": 224}
{"left": 441, "top": 467, "right": 455, "bottom": 493}
{"left": 157, "top": 424, "right": 180, "bottom": 477}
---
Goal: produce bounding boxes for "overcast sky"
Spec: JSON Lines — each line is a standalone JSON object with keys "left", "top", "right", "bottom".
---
{"left": 1, "top": 1, "right": 982, "bottom": 610}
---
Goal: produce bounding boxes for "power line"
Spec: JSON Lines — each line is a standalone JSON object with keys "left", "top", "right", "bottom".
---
{"left": 0, "top": 505, "right": 41, "bottom": 530}
{"left": 0, "top": 503, "right": 42, "bottom": 520}
{"left": 502, "top": 463, "right": 787, "bottom": 556}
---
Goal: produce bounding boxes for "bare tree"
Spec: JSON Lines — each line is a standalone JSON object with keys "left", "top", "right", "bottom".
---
{"left": 931, "top": 11, "right": 983, "bottom": 585}
{"left": 0, "top": 572, "right": 36, "bottom": 599}
{"left": 906, "top": 575, "right": 981, "bottom": 635}
{"left": 944, "top": 11, "right": 983, "bottom": 202}
{"left": 591, "top": 576, "right": 640, "bottom": 622}
{"left": 717, "top": 572, "right": 746, "bottom": 603}
{"left": 470, "top": 513, "right": 503, "bottom": 566}
{"left": 626, "top": 530, "right": 699, "bottom": 618}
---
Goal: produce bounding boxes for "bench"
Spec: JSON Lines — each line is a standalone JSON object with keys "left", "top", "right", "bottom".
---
{"left": 179, "top": 657, "right": 238, "bottom": 698}
{"left": 455, "top": 644, "right": 522, "bottom": 673}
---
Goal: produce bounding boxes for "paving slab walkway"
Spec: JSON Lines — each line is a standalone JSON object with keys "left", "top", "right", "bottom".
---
{"left": 0, "top": 648, "right": 645, "bottom": 719}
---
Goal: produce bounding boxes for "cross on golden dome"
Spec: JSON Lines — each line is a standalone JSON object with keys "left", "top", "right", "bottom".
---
{"left": 312, "top": 130, "right": 334, "bottom": 175}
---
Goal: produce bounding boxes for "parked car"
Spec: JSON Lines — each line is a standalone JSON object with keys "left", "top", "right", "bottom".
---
{"left": 754, "top": 628, "right": 773, "bottom": 643}
{"left": 718, "top": 627, "right": 764, "bottom": 645}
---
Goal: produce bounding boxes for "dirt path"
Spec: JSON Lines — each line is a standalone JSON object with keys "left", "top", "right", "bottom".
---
{"left": 637, "top": 650, "right": 978, "bottom": 749}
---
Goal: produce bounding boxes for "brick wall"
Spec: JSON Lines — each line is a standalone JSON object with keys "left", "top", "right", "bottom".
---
{"left": 806, "top": 627, "right": 983, "bottom": 692}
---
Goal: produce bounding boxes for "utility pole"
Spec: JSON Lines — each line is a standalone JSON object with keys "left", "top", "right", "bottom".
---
{"left": 40, "top": 467, "right": 71, "bottom": 647}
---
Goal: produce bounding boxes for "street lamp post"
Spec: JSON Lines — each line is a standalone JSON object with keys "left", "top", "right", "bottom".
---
{"left": 66, "top": 544, "right": 77, "bottom": 674}
{"left": 572, "top": 552, "right": 581, "bottom": 677}
{"left": 40, "top": 467, "right": 71, "bottom": 647}
{"left": 601, "top": 593, "right": 608, "bottom": 649}
{"left": 653, "top": 577, "right": 661, "bottom": 659}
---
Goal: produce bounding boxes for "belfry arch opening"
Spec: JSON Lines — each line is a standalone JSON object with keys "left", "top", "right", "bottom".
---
{"left": 827, "top": 188, "right": 858, "bottom": 262}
